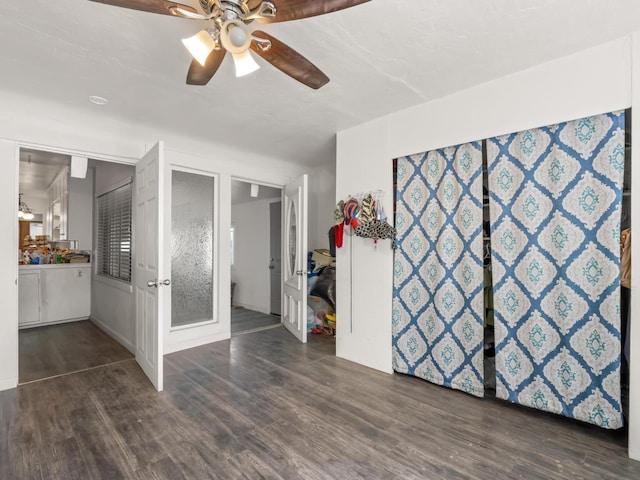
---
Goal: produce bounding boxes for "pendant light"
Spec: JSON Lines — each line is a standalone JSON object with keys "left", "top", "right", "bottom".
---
{"left": 18, "top": 193, "right": 34, "bottom": 221}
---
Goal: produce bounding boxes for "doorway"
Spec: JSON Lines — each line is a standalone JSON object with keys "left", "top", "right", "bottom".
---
{"left": 17, "top": 147, "right": 136, "bottom": 384}
{"left": 230, "top": 179, "right": 283, "bottom": 335}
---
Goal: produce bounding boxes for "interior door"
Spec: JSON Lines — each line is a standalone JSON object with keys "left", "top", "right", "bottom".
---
{"left": 282, "top": 175, "right": 308, "bottom": 343}
{"left": 269, "top": 200, "right": 282, "bottom": 315}
{"left": 134, "top": 142, "right": 166, "bottom": 391}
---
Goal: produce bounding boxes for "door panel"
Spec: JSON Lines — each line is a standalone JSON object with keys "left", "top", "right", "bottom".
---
{"left": 134, "top": 142, "right": 165, "bottom": 391}
{"left": 170, "top": 170, "right": 215, "bottom": 328}
{"left": 270, "top": 200, "right": 282, "bottom": 315}
{"left": 282, "top": 175, "right": 308, "bottom": 343}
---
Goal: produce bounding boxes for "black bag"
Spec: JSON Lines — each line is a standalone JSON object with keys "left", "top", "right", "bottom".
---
{"left": 309, "top": 266, "right": 336, "bottom": 310}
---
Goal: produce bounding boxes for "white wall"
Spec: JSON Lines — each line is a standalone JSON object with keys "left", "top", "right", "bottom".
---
{"left": 94, "top": 161, "right": 135, "bottom": 196}
{"left": 0, "top": 140, "right": 18, "bottom": 390}
{"left": 629, "top": 31, "right": 640, "bottom": 463}
{"left": 90, "top": 162, "right": 136, "bottom": 352}
{"left": 231, "top": 199, "right": 271, "bottom": 313}
{"left": 336, "top": 117, "right": 393, "bottom": 373}
{"left": 308, "top": 159, "right": 337, "bottom": 252}
{"left": 20, "top": 194, "right": 47, "bottom": 217}
{"left": 68, "top": 168, "right": 94, "bottom": 250}
{"left": 336, "top": 35, "right": 639, "bottom": 457}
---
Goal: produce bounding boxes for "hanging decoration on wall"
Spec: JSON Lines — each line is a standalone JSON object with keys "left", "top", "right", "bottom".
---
{"left": 487, "top": 110, "right": 625, "bottom": 428}
{"left": 393, "top": 142, "right": 485, "bottom": 397}
{"left": 332, "top": 191, "right": 396, "bottom": 249}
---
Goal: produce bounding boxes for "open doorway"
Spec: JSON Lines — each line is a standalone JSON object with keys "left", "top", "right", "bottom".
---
{"left": 230, "top": 179, "right": 283, "bottom": 335}
{"left": 17, "top": 147, "right": 134, "bottom": 384}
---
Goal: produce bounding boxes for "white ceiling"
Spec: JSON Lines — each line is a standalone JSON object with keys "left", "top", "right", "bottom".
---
{"left": 2, "top": 1, "right": 640, "bottom": 166}
{"left": 19, "top": 148, "right": 70, "bottom": 198}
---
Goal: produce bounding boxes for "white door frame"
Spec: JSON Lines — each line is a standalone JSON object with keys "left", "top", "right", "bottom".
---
{"left": 7, "top": 141, "right": 136, "bottom": 389}
{"left": 163, "top": 164, "right": 224, "bottom": 354}
{"left": 230, "top": 176, "right": 285, "bottom": 318}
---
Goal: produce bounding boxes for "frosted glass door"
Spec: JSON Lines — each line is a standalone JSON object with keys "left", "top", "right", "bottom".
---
{"left": 171, "top": 170, "right": 215, "bottom": 327}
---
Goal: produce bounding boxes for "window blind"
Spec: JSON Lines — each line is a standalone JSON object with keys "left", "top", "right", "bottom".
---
{"left": 97, "top": 181, "right": 132, "bottom": 282}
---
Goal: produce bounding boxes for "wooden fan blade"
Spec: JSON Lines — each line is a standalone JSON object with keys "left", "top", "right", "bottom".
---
{"left": 89, "top": 0, "right": 197, "bottom": 16}
{"left": 186, "top": 49, "right": 226, "bottom": 86}
{"left": 253, "top": 0, "right": 371, "bottom": 23}
{"left": 250, "top": 31, "right": 329, "bottom": 89}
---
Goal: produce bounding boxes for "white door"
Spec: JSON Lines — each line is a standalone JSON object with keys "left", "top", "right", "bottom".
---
{"left": 134, "top": 142, "right": 166, "bottom": 391}
{"left": 282, "top": 175, "right": 308, "bottom": 343}
{"left": 269, "top": 200, "right": 282, "bottom": 315}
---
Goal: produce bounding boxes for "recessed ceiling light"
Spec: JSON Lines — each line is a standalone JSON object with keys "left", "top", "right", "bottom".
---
{"left": 89, "top": 95, "right": 108, "bottom": 105}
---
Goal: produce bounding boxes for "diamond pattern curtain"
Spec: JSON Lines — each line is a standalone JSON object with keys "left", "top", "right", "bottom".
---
{"left": 393, "top": 142, "right": 485, "bottom": 397}
{"left": 487, "top": 111, "right": 625, "bottom": 428}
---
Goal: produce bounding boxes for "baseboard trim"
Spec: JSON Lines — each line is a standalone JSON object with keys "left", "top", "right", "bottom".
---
{"left": 19, "top": 317, "right": 87, "bottom": 330}
{"left": 165, "top": 331, "right": 230, "bottom": 355}
{"left": 90, "top": 316, "right": 136, "bottom": 354}
{"left": 0, "top": 377, "right": 18, "bottom": 392}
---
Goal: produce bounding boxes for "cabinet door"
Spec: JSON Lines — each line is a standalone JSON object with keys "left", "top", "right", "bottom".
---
{"left": 19, "top": 272, "right": 40, "bottom": 325}
{"left": 41, "top": 267, "right": 91, "bottom": 322}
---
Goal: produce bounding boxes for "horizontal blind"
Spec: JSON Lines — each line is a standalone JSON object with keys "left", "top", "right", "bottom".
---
{"left": 97, "top": 182, "right": 132, "bottom": 282}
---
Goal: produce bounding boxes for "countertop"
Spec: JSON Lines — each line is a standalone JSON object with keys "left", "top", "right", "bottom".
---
{"left": 19, "top": 263, "right": 92, "bottom": 270}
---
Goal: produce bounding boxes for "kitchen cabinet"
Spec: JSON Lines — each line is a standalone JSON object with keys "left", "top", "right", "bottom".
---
{"left": 18, "top": 264, "right": 91, "bottom": 328}
{"left": 18, "top": 271, "right": 40, "bottom": 325}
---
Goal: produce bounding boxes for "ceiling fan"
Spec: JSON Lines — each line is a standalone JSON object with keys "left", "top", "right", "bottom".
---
{"left": 90, "top": 0, "right": 371, "bottom": 89}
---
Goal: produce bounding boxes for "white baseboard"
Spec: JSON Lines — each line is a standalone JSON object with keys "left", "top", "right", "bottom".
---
{"left": 19, "top": 317, "right": 87, "bottom": 330}
{"left": 164, "top": 330, "right": 230, "bottom": 355}
{"left": 90, "top": 316, "right": 135, "bottom": 354}
{"left": 0, "top": 377, "right": 18, "bottom": 392}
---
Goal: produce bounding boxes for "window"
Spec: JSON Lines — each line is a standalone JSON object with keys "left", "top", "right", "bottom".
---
{"left": 97, "top": 181, "right": 132, "bottom": 282}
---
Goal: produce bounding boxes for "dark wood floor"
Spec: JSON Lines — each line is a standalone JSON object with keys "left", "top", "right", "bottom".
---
{"left": 231, "top": 306, "right": 281, "bottom": 335}
{"left": 19, "top": 320, "right": 133, "bottom": 384}
{"left": 2, "top": 327, "right": 640, "bottom": 479}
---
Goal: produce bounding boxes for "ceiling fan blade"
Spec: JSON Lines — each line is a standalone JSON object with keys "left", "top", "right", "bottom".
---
{"left": 250, "top": 31, "right": 329, "bottom": 89}
{"left": 89, "top": 0, "right": 197, "bottom": 16}
{"left": 253, "top": 0, "right": 371, "bottom": 23}
{"left": 186, "top": 49, "right": 226, "bottom": 86}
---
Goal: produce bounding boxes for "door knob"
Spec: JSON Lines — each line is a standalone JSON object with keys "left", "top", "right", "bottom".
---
{"left": 147, "top": 279, "right": 171, "bottom": 288}
{"left": 147, "top": 280, "right": 157, "bottom": 288}
{"left": 160, "top": 279, "right": 171, "bottom": 286}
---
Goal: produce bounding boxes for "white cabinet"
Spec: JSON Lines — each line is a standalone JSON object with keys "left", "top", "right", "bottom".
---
{"left": 18, "top": 271, "right": 40, "bottom": 325}
{"left": 19, "top": 264, "right": 91, "bottom": 328}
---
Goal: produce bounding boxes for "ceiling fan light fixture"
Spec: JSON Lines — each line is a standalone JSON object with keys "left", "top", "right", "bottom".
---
{"left": 232, "top": 50, "right": 260, "bottom": 77}
{"left": 182, "top": 29, "right": 217, "bottom": 67}
{"left": 229, "top": 26, "right": 247, "bottom": 49}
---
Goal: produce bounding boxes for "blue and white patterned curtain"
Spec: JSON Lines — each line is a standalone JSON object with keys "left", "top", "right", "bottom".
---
{"left": 393, "top": 142, "right": 485, "bottom": 397}
{"left": 487, "top": 111, "right": 625, "bottom": 428}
